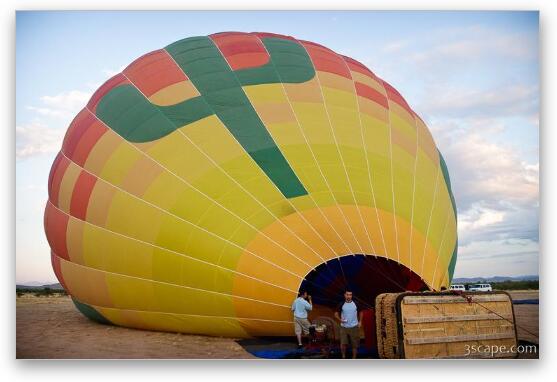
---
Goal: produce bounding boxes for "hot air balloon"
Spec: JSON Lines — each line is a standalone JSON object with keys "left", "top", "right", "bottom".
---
{"left": 44, "top": 32, "right": 457, "bottom": 337}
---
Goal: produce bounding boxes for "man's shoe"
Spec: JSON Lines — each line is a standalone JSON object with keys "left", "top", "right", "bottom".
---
{"left": 297, "top": 344, "right": 303, "bottom": 349}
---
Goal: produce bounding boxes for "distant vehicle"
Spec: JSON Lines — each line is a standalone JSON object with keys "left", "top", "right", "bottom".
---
{"left": 468, "top": 283, "right": 492, "bottom": 292}
{"left": 449, "top": 284, "right": 466, "bottom": 291}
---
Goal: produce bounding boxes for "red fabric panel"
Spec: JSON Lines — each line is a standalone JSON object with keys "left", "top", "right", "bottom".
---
{"left": 62, "top": 109, "right": 95, "bottom": 158}
{"left": 51, "top": 251, "right": 68, "bottom": 291}
{"left": 301, "top": 41, "right": 351, "bottom": 79}
{"left": 355, "top": 82, "right": 389, "bottom": 109}
{"left": 362, "top": 308, "right": 377, "bottom": 350}
{"left": 87, "top": 73, "right": 129, "bottom": 113}
{"left": 44, "top": 203, "right": 70, "bottom": 260}
{"left": 342, "top": 55, "right": 380, "bottom": 81}
{"left": 48, "top": 153, "right": 70, "bottom": 207}
{"left": 70, "top": 171, "right": 97, "bottom": 220}
{"left": 71, "top": 118, "right": 108, "bottom": 167}
{"left": 210, "top": 32, "right": 269, "bottom": 70}
{"left": 123, "top": 49, "right": 188, "bottom": 97}
{"left": 382, "top": 80, "right": 414, "bottom": 116}
{"left": 252, "top": 32, "right": 297, "bottom": 41}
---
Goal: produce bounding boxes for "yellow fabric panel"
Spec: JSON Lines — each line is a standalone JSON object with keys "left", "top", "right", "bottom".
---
{"left": 79, "top": 207, "right": 299, "bottom": 305}
{"left": 145, "top": 118, "right": 277, "bottom": 229}
{"left": 234, "top": 245, "right": 302, "bottom": 293}
{"left": 312, "top": 79, "right": 386, "bottom": 253}
{"left": 85, "top": 180, "right": 116, "bottom": 227}
{"left": 392, "top": 124, "right": 417, "bottom": 157}
{"left": 341, "top": 205, "right": 374, "bottom": 254}
{"left": 148, "top": 80, "right": 199, "bottom": 106}
{"left": 81, "top": 222, "right": 153, "bottom": 280}
{"left": 104, "top": 272, "right": 157, "bottom": 311}
{"left": 184, "top": 117, "right": 288, "bottom": 221}
{"left": 96, "top": 305, "right": 249, "bottom": 337}
{"left": 233, "top": 299, "right": 291, "bottom": 322}
{"left": 142, "top": 172, "right": 265, "bottom": 260}
{"left": 427, "top": 182, "right": 452, "bottom": 254}
{"left": 105, "top": 189, "right": 164, "bottom": 244}
{"left": 412, "top": 150, "right": 439, "bottom": 238}
{"left": 318, "top": 71, "right": 354, "bottom": 93}
{"left": 280, "top": 204, "right": 349, "bottom": 256}
{"left": 416, "top": 117, "right": 439, "bottom": 164}
{"left": 389, "top": 102, "right": 416, "bottom": 135}
{"left": 238, "top": 319, "right": 293, "bottom": 337}
{"left": 238, "top": 205, "right": 440, "bottom": 291}
{"left": 430, "top": 212, "right": 457, "bottom": 288}
{"left": 154, "top": 213, "right": 232, "bottom": 266}
{"left": 243, "top": 219, "right": 324, "bottom": 272}
{"left": 57, "top": 161, "right": 81, "bottom": 213}
{"left": 141, "top": 171, "right": 184, "bottom": 210}
{"left": 99, "top": 142, "right": 143, "bottom": 187}
{"left": 83, "top": 130, "right": 122, "bottom": 175}
{"left": 283, "top": 77, "right": 323, "bottom": 103}
{"left": 103, "top": 269, "right": 295, "bottom": 322}
{"left": 228, "top": 268, "right": 295, "bottom": 305}
{"left": 66, "top": 217, "right": 84, "bottom": 265}
{"left": 59, "top": 256, "right": 113, "bottom": 308}
{"left": 145, "top": 127, "right": 216, "bottom": 184}
{"left": 120, "top": 155, "right": 163, "bottom": 198}
{"left": 358, "top": 96, "right": 389, "bottom": 122}
{"left": 243, "top": 82, "right": 357, "bottom": 258}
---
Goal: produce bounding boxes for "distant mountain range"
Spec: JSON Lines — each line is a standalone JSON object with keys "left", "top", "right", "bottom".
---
{"left": 16, "top": 283, "right": 64, "bottom": 290}
{"left": 452, "top": 275, "right": 539, "bottom": 283}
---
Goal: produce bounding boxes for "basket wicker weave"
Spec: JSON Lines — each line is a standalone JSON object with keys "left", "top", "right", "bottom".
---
{"left": 375, "top": 291, "right": 518, "bottom": 359}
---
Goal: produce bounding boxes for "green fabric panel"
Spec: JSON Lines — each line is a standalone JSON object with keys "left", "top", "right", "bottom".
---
{"left": 438, "top": 150, "right": 457, "bottom": 218}
{"left": 95, "top": 85, "right": 213, "bottom": 143}
{"left": 235, "top": 37, "right": 315, "bottom": 86}
{"left": 438, "top": 150, "right": 458, "bottom": 283}
{"left": 96, "top": 85, "right": 175, "bottom": 143}
{"left": 158, "top": 96, "right": 213, "bottom": 127}
{"left": 72, "top": 297, "right": 113, "bottom": 325}
{"left": 165, "top": 36, "right": 307, "bottom": 198}
{"left": 447, "top": 239, "right": 458, "bottom": 282}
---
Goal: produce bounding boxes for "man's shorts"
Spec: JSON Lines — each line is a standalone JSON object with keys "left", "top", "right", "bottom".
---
{"left": 294, "top": 317, "right": 311, "bottom": 336}
{"left": 340, "top": 325, "right": 361, "bottom": 346}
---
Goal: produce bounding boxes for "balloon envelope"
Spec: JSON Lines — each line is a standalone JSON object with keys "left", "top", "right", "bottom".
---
{"left": 45, "top": 32, "right": 457, "bottom": 337}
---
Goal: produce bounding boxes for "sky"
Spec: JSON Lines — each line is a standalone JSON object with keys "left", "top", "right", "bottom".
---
{"left": 15, "top": 11, "right": 539, "bottom": 284}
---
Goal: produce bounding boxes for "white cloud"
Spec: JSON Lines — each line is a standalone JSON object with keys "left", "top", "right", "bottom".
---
{"left": 19, "top": 88, "right": 95, "bottom": 160}
{"left": 383, "top": 39, "right": 408, "bottom": 53}
{"left": 418, "top": 84, "right": 538, "bottom": 120}
{"left": 407, "top": 25, "right": 537, "bottom": 66}
{"left": 434, "top": 131, "right": 539, "bottom": 211}
{"left": 27, "top": 90, "right": 92, "bottom": 121}
{"left": 459, "top": 204, "right": 505, "bottom": 232}
{"left": 102, "top": 65, "right": 126, "bottom": 78}
{"left": 454, "top": 238, "right": 539, "bottom": 278}
{"left": 16, "top": 121, "right": 65, "bottom": 159}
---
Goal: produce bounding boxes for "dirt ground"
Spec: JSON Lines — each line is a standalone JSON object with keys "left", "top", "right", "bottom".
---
{"left": 16, "top": 291, "right": 539, "bottom": 359}
{"left": 16, "top": 295, "right": 254, "bottom": 359}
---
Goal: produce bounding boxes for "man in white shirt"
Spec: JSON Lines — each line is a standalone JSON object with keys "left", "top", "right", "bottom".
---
{"left": 334, "top": 290, "right": 363, "bottom": 359}
{"left": 291, "top": 290, "right": 312, "bottom": 348}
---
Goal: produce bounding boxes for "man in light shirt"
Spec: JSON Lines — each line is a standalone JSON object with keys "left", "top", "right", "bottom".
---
{"left": 291, "top": 290, "right": 312, "bottom": 348}
{"left": 334, "top": 290, "right": 363, "bottom": 359}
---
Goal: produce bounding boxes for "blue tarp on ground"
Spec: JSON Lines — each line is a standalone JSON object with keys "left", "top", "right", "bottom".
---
{"left": 513, "top": 299, "right": 539, "bottom": 305}
{"left": 236, "top": 338, "right": 378, "bottom": 359}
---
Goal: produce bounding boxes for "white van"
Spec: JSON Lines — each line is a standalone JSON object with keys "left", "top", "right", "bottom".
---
{"left": 468, "top": 283, "right": 492, "bottom": 292}
{"left": 449, "top": 284, "right": 466, "bottom": 291}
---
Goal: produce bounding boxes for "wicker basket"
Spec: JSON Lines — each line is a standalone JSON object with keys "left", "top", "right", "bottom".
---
{"left": 375, "top": 291, "right": 519, "bottom": 359}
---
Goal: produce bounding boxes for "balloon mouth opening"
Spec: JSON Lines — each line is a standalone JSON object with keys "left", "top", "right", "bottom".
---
{"left": 298, "top": 254, "right": 428, "bottom": 310}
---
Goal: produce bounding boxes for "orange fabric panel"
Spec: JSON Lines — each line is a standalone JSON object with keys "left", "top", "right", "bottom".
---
{"left": 123, "top": 49, "right": 188, "bottom": 97}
